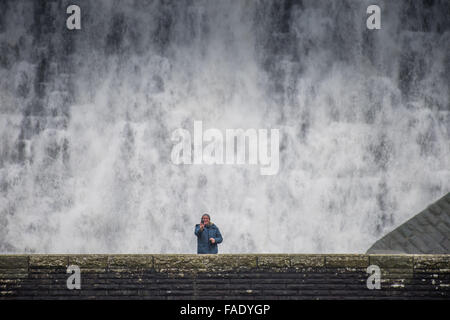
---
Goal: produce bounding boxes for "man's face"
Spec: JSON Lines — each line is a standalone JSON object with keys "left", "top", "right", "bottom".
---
{"left": 202, "top": 215, "right": 210, "bottom": 224}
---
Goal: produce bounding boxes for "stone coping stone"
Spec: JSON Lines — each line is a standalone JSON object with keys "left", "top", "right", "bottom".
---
{"left": 0, "top": 254, "right": 448, "bottom": 272}
{"left": 68, "top": 255, "right": 109, "bottom": 270}
{"left": 109, "top": 255, "right": 154, "bottom": 269}
{"left": 325, "top": 254, "right": 369, "bottom": 268}
{"left": 368, "top": 255, "right": 414, "bottom": 269}
{"left": 30, "top": 255, "right": 68, "bottom": 268}
{"left": 413, "top": 255, "right": 450, "bottom": 270}
{"left": 0, "top": 256, "right": 28, "bottom": 269}
{"left": 153, "top": 254, "right": 257, "bottom": 272}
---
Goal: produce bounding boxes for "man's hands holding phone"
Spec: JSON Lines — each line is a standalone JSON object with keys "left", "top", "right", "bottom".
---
{"left": 199, "top": 222, "right": 215, "bottom": 243}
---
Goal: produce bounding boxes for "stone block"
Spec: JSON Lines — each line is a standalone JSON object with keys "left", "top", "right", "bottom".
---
{"left": 291, "top": 254, "right": 325, "bottom": 268}
{"left": 29, "top": 255, "right": 68, "bottom": 268}
{"left": 108, "top": 255, "right": 153, "bottom": 270}
{"left": 325, "top": 255, "right": 369, "bottom": 268}
{"left": 369, "top": 254, "right": 413, "bottom": 269}
{"left": 414, "top": 255, "right": 450, "bottom": 270}
{"left": 0, "top": 256, "right": 28, "bottom": 269}
{"left": 68, "top": 255, "right": 108, "bottom": 270}
{"left": 153, "top": 254, "right": 255, "bottom": 273}
{"left": 257, "top": 254, "right": 291, "bottom": 269}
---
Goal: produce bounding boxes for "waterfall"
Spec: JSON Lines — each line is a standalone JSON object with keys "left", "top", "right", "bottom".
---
{"left": 0, "top": 0, "right": 449, "bottom": 253}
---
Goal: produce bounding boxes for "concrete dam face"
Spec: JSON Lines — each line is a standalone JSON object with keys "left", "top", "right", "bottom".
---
{"left": 0, "top": 0, "right": 449, "bottom": 254}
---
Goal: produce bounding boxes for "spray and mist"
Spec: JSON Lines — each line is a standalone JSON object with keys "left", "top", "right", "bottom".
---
{"left": 0, "top": 0, "right": 449, "bottom": 253}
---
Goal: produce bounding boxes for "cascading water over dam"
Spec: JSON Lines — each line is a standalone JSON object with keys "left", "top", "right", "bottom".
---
{"left": 0, "top": 0, "right": 449, "bottom": 254}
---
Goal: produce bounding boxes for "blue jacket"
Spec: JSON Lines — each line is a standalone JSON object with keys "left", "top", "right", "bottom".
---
{"left": 194, "top": 223, "right": 223, "bottom": 254}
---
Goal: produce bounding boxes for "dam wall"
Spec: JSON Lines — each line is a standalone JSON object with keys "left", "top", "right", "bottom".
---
{"left": 0, "top": 254, "right": 449, "bottom": 299}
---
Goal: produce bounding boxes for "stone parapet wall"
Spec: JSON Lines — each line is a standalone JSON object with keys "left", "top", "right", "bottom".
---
{"left": 0, "top": 254, "right": 449, "bottom": 299}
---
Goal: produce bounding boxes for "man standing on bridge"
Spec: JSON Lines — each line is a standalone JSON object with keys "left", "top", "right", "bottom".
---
{"left": 194, "top": 213, "right": 223, "bottom": 254}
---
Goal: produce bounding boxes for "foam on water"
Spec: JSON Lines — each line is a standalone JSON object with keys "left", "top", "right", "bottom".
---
{"left": 0, "top": 0, "right": 449, "bottom": 253}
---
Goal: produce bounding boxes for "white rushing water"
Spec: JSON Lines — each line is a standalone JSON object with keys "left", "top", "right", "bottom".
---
{"left": 0, "top": 0, "right": 449, "bottom": 253}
